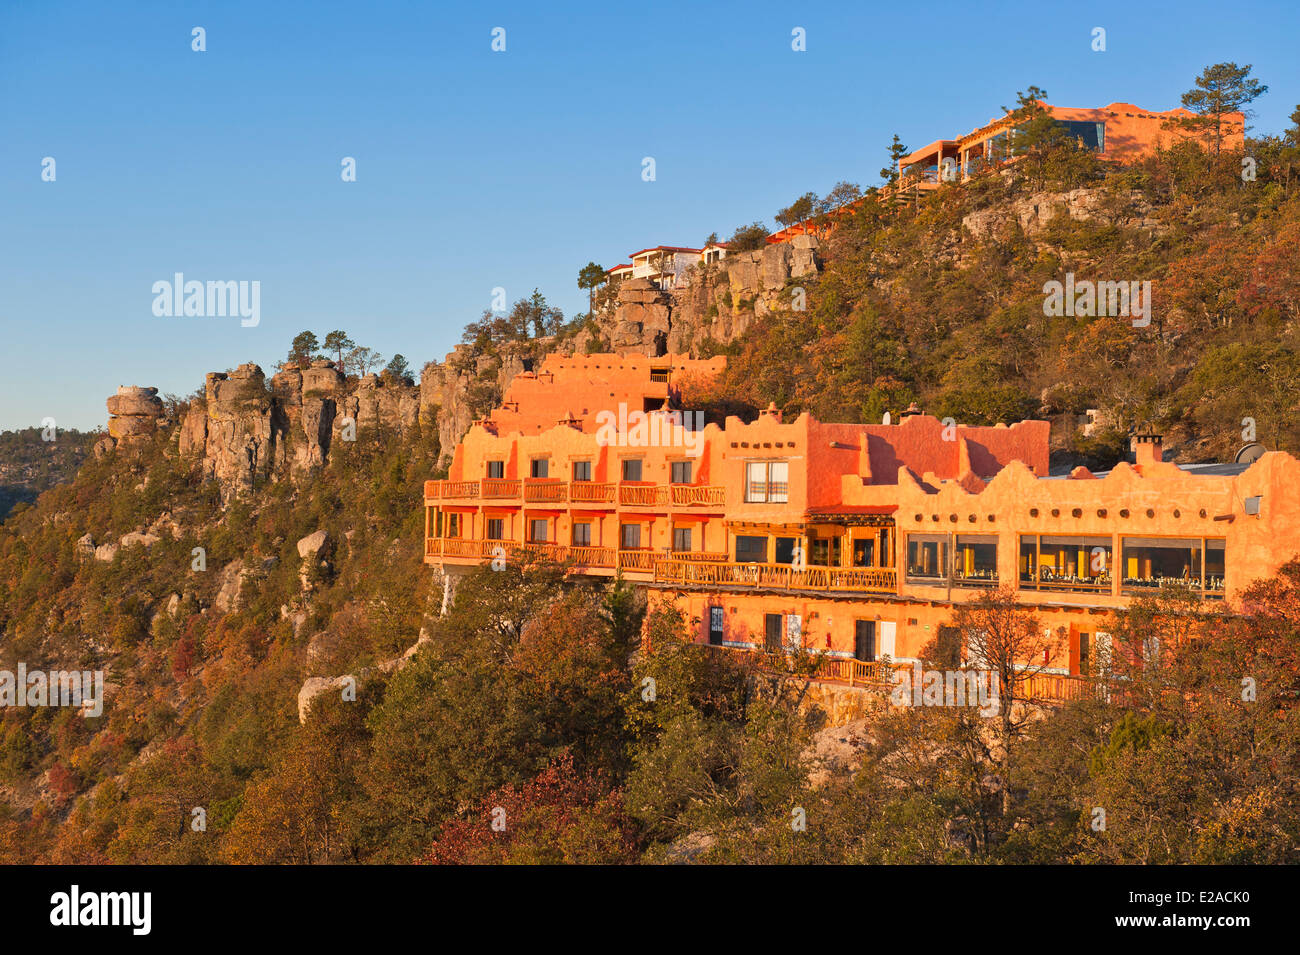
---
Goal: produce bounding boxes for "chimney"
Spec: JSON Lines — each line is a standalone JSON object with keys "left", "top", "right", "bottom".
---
{"left": 1133, "top": 431, "right": 1163, "bottom": 467}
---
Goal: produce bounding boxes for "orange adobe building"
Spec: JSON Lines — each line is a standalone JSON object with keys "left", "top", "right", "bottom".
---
{"left": 424, "top": 355, "right": 1300, "bottom": 686}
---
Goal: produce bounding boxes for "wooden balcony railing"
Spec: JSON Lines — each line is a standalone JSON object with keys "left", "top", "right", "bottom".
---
{"left": 424, "top": 480, "right": 441, "bottom": 499}
{"left": 482, "top": 478, "right": 521, "bottom": 498}
{"left": 425, "top": 538, "right": 442, "bottom": 556}
{"left": 569, "top": 482, "right": 617, "bottom": 504}
{"left": 669, "top": 484, "right": 725, "bottom": 507}
{"left": 618, "top": 549, "right": 656, "bottom": 572}
{"left": 440, "top": 480, "right": 481, "bottom": 499}
{"left": 424, "top": 538, "right": 617, "bottom": 568}
{"left": 618, "top": 483, "right": 668, "bottom": 507}
{"left": 523, "top": 479, "right": 568, "bottom": 504}
{"left": 653, "top": 559, "right": 897, "bottom": 593}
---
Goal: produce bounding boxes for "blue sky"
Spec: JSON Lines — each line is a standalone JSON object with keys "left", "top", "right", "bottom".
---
{"left": 2, "top": 0, "right": 1297, "bottom": 431}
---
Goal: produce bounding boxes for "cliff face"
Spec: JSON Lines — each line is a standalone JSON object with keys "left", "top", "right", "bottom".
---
{"left": 592, "top": 236, "right": 821, "bottom": 357}
{"left": 160, "top": 360, "right": 420, "bottom": 495}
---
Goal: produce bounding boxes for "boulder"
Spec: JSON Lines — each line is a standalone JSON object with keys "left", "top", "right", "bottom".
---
{"left": 297, "top": 529, "right": 330, "bottom": 559}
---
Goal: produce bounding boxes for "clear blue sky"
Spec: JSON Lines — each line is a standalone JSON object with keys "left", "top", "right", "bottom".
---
{"left": 2, "top": 0, "right": 1297, "bottom": 431}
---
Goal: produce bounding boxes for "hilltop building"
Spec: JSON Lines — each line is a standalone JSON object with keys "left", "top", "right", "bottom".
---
{"left": 767, "top": 99, "right": 1246, "bottom": 243}
{"left": 608, "top": 244, "right": 730, "bottom": 290}
{"left": 423, "top": 355, "right": 1300, "bottom": 688}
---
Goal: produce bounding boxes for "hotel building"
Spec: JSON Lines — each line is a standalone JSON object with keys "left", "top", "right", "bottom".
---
{"left": 424, "top": 355, "right": 1299, "bottom": 689}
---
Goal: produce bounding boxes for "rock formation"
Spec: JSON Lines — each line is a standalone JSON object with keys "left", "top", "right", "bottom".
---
{"left": 106, "top": 386, "right": 164, "bottom": 442}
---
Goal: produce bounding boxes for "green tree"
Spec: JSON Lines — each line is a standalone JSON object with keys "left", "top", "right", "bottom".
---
{"left": 881, "top": 134, "right": 909, "bottom": 185}
{"left": 775, "top": 192, "right": 818, "bottom": 229}
{"left": 577, "top": 262, "right": 606, "bottom": 319}
{"left": 288, "top": 331, "right": 319, "bottom": 368}
{"left": 1176, "top": 62, "right": 1268, "bottom": 155}
{"left": 322, "top": 330, "right": 355, "bottom": 369}
{"left": 383, "top": 354, "right": 412, "bottom": 384}
{"left": 726, "top": 221, "right": 771, "bottom": 251}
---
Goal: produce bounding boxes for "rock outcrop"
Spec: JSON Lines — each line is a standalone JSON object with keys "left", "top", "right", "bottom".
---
{"left": 174, "top": 360, "right": 421, "bottom": 496}
{"left": 106, "top": 386, "right": 164, "bottom": 442}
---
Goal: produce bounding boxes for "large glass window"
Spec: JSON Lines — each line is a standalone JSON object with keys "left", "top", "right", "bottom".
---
{"left": 1021, "top": 535, "right": 1112, "bottom": 592}
{"left": 906, "top": 534, "right": 948, "bottom": 582}
{"left": 773, "top": 537, "right": 799, "bottom": 565}
{"left": 744, "top": 461, "right": 789, "bottom": 503}
{"left": 809, "top": 536, "right": 842, "bottom": 567}
{"left": 954, "top": 535, "right": 998, "bottom": 587}
{"left": 1122, "top": 537, "right": 1224, "bottom": 596}
{"left": 735, "top": 535, "right": 766, "bottom": 563}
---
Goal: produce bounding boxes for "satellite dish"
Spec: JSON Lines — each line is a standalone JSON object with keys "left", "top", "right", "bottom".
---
{"left": 1235, "top": 442, "right": 1266, "bottom": 464}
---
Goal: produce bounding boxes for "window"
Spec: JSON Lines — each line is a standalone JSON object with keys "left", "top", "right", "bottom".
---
{"left": 486, "top": 460, "right": 504, "bottom": 479}
{"left": 572, "top": 522, "right": 591, "bottom": 546}
{"left": 530, "top": 458, "right": 549, "bottom": 479}
{"left": 620, "top": 523, "right": 641, "bottom": 549}
{"left": 486, "top": 518, "right": 504, "bottom": 540}
{"left": 670, "top": 460, "right": 693, "bottom": 484}
{"left": 572, "top": 460, "right": 592, "bottom": 482}
{"left": 852, "top": 537, "right": 876, "bottom": 567}
{"left": 953, "top": 535, "right": 997, "bottom": 587}
{"left": 621, "top": 458, "right": 643, "bottom": 482}
{"left": 764, "top": 614, "right": 783, "bottom": 654}
{"left": 1020, "top": 535, "right": 1112, "bottom": 592}
{"left": 735, "top": 535, "right": 766, "bottom": 563}
{"left": 672, "top": 527, "right": 692, "bottom": 552}
{"left": 445, "top": 513, "right": 462, "bottom": 538}
{"left": 1056, "top": 119, "right": 1105, "bottom": 152}
{"left": 773, "top": 537, "right": 799, "bottom": 565}
{"left": 708, "top": 606, "right": 724, "bottom": 646}
{"left": 810, "top": 536, "right": 842, "bottom": 567}
{"left": 1121, "top": 537, "right": 1224, "bottom": 596}
{"left": 906, "top": 534, "right": 948, "bottom": 581}
{"left": 744, "top": 461, "right": 789, "bottom": 503}
{"left": 528, "top": 519, "right": 548, "bottom": 543}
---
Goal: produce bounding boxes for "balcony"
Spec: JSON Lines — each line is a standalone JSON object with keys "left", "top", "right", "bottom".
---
{"left": 426, "top": 537, "right": 617, "bottom": 568}
{"left": 654, "top": 558, "right": 897, "bottom": 593}
{"left": 618, "top": 549, "right": 656, "bottom": 572}
{"left": 427, "top": 479, "right": 725, "bottom": 510}
{"left": 523, "top": 479, "right": 567, "bottom": 504}
{"left": 569, "top": 482, "right": 617, "bottom": 505}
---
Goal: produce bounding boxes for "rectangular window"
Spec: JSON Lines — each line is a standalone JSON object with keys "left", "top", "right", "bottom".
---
{"left": 1121, "top": 537, "right": 1215, "bottom": 595}
{"left": 735, "top": 534, "right": 767, "bottom": 563}
{"left": 572, "top": 460, "right": 592, "bottom": 482}
{"left": 445, "top": 513, "right": 461, "bottom": 538}
{"left": 906, "top": 534, "right": 948, "bottom": 582}
{"left": 572, "top": 522, "right": 591, "bottom": 546}
{"left": 530, "top": 458, "right": 549, "bottom": 479}
{"left": 672, "top": 527, "right": 692, "bottom": 552}
{"left": 1205, "top": 540, "right": 1226, "bottom": 596}
{"left": 773, "top": 537, "right": 799, "bottom": 565}
{"left": 670, "top": 460, "right": 693, "bottom": 484}
{"left": 1021, "top": 535, "right": 1112, "bottom": 592}
{"left": 620, "top": 523, "right": 641, "bottom": 549}
{"left": 486, "top": 460, "right": 504, "bottom": 479}
{"left": 708, "top": 606, "right": 724, "bottom": 645}
{"left": 810, "top": 537, "right": 842, "bottom": 567}
{"left": 852, "top": 537, "right": 876, "bottom": 567}
{"left": 621, "top": 458, "right": 643, "bottom": 482}
{"left": 486, "top": 518, "right": 504, "bottom": 540}
{"left": 528, "top": 519, "right": 548, "bottom": 543}
{"left": 954, "top": 535, "right": 998, "bottom": 587}
{"left": 744, "top": 461, "right": 789, "bottom": 503}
